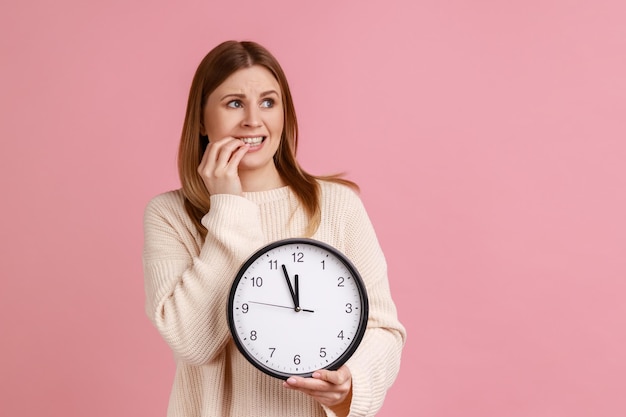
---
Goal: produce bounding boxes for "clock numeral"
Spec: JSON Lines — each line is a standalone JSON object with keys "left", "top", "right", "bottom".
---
{"left": 251, "top": 277, "right": 263, "bottom": 287}
{"left": 337, "top": 330, "right": 344, "bottom": 340}
{"left": 250, "top": 330, "right": 257, "bottom": 341}
{"left": 319, "top": 347, "right": 327, "bottom": 358}
{"left": 293, "top": 354, "right": 301, "bottom": 365}
{"left": 269, "top": 347, "right": 276, "bottom": 358}
{"left": 268, "top": 259, "right": 278, "bottom": 270}
{"left": 321, "top": 260, "right": 325, "bottom": 270}
{"left": 241, "top": 303, "right": 249, "bottom": 313}
{"left": 291, "top": 252, "right": 304, "bottom": 263}
{"left": 337, "top": 277, "right": 345, "bottom": 287}
{"left": 345, "top": 303, "right": 353, "bottom": 313}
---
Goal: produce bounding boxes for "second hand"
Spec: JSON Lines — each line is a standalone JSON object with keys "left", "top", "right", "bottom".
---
{"left": 248, "top": 301, "right": 314, "bottom": 313}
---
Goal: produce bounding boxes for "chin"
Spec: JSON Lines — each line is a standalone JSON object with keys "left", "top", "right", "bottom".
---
{"left": 238, "top": 157, "right": 274, "bottom": 172}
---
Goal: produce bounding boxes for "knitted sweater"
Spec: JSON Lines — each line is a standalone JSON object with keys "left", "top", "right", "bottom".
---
{"left": 143, "top": 181, "right": 406, "bottom": 417}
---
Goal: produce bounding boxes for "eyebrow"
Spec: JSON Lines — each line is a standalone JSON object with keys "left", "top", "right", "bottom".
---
{"left": 220, "top": 90, "right": 280, "bottom": 101}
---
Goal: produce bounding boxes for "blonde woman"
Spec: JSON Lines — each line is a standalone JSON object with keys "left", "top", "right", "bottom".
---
{"left": 143, "top": 40, "right": 406, "bottom": 417}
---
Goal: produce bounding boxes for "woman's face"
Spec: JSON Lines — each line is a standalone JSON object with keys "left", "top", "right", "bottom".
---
{"left": 202, "top": 65, "right": 285, "bottom": 175}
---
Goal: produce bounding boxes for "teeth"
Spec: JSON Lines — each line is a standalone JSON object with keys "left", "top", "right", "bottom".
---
{"left": 240, "top": 136, "right": 264, "bottom": 145}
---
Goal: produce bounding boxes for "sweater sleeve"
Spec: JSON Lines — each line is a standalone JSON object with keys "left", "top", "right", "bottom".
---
{"left": 337, "top": 192, "right": 407, "bottom": 417}
{"left": 143, "top": 192, "right": 265, "bottom": 366}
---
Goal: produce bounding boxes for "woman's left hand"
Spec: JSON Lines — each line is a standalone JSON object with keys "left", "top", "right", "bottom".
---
{"left": 283, "top": 365, "right": 352, "bottom": 416}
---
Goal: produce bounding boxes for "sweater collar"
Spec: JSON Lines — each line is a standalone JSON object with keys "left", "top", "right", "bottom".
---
{"left": 242, "top": 186, "right": 291, "bottom": 204}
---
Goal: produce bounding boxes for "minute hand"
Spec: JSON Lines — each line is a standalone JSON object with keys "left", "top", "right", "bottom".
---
{"left": 281, "top": 264, "right": 300, "bottom": 311}
{"left": 294, "top": 274, "right": 300, "bottom": 310}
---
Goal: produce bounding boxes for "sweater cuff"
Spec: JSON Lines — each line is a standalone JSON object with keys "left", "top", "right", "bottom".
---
{"left": 199, "top": 194, "right": 265, "bottom": 263}
{"left": 321, "top": 405, "right": 338, "bottom": 417}
{"left": 201, "top": 193, "right": 259, "bottom": 224}
{"left": 344, "top": 364, "right": 373, "bottom": 416}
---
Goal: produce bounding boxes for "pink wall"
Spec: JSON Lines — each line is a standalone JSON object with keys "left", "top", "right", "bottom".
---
{"left": 1, "top": 0, "right": 625, "bottom": 416}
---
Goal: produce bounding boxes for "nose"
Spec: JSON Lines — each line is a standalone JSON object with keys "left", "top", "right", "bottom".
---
{"left": 242, "top": 106, "right": 262, "bottom": 128}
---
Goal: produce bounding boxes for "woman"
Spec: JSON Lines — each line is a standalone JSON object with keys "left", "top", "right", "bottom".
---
{"left": 143, "top": 40, "right": 406, "bottom": 417}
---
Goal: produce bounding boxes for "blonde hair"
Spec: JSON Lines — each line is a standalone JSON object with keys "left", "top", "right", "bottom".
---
{"left": 178, "top": 40, "right": 357, "bottom": 238}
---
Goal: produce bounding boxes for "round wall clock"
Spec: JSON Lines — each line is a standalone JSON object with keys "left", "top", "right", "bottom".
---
{"left": 227, "top": 238, "right": 369, "bottom": 380}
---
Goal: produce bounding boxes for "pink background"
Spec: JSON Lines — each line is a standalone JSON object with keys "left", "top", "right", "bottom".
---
{"left": 1, "top": 0, "right": 625, "bottom": 416}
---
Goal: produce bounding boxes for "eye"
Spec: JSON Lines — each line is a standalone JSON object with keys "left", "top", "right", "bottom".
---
{"left": 260, "top": 98, "right": 274, "bottom": 108}
{"left": 227, "top": 100, "right": 243, "bottom": 109}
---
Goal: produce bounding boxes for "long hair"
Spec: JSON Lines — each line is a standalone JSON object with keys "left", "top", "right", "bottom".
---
{"left": 178, "top": 40, "right": 357, "bottom": 238}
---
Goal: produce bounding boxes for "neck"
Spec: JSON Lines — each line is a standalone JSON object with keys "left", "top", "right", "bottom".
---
{"left": 239, "top": 165, "right": 286, "bottom": 192}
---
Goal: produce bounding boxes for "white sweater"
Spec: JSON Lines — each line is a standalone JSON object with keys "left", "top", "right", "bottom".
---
{"left": 143, "top": 181, "right": 406, "bottom": 417}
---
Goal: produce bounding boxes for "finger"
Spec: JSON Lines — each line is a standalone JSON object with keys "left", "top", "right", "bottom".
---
{"left": 226, "top": 142, "right": 250, "bottom": 168}
{"left": 283, "top": 376, "right": 323, "bottom": 391}
{"left": 283, "top": 376, "right": 306, "bottom": 388}
{"left": 283, "top": 376, "right": 350, "bottom": 406}
{"left": 203, "top": 137, "right": 238, "bottom": 163}
{"left": 198, "top": 140, "right": 212, "bottom": 171}
{"left": 213, "top": 138, "right": 247, "bottom": 167}
{"left": 283, "top": 375, "right": 334, "bottom": 392}
{"left": 196, "top": 138, "right": 247, "bottom": 196}
{"left": 198, "top": 140, "right": 221, "bottom": 175}
{"left": 199, "top": 138, "right": 245, "bottom": 181}
{"left": 313, "top": 366, "right": 351, "bottom": 385}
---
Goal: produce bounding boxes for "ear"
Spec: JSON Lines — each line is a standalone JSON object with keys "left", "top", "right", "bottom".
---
{"left": 199, "top": 122, "right": 206, "bottom": 136}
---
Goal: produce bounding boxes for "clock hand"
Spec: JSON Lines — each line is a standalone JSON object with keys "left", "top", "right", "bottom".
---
{"left": 281, "top": 264, "right": 299, "bottom": 311}
{"left": 294, "top": 274, "right": 300, "bottom": 310}
{"left": 248, "top": 300, "right": 314, "bottom": 313}
{"left": 248, "top": 301, "right": 293, "bottom": 310}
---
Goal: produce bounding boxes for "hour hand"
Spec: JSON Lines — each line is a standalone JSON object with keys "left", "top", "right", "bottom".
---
{"left": 281, "top": 264, "right": 300, "bottom": 311}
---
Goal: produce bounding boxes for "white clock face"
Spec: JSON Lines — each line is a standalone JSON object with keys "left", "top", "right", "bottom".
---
{"left": 228, "top": 239, "right": 368, "bottom": 380}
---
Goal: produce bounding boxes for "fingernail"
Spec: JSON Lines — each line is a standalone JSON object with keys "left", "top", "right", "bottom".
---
{"left": 287, "top": 377, "right": 297, "bottom": 385}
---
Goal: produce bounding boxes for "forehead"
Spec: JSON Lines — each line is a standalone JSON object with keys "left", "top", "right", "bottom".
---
{"left": 215, "top": 65, "right": 281, "bottom": 95}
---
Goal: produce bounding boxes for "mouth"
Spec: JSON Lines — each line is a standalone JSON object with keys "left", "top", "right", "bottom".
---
{"left": 238, "top": 136, "right": 266, "bottom": 147}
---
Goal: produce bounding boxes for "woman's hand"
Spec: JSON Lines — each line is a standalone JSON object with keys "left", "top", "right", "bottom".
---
{"left": 283, "top": 365, "right": 353, "bottom": 417}
{"left": 197, "top": 137, "right": 249, "bottom": 195}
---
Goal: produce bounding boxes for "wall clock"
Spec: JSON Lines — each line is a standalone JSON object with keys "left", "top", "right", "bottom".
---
{"left": 227, "top": 238, "right": 369, "bottom": 380}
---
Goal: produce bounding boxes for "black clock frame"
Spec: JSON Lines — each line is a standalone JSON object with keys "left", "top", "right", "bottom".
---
{"left": 227, "top": 238, "right": 369, "bottom": 380}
